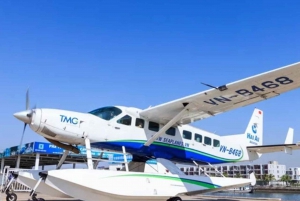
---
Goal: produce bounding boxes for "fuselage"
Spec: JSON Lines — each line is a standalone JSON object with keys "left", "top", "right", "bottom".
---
{"left": 26, "top": 106, "right": 258, "bottom": 165}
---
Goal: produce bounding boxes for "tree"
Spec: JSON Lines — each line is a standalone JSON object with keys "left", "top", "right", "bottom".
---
{"left": 263, "top": 174, "right": 269, "bottom": 185}
{"left": 263, "top": 174, "right": 275, "bottom": 186}
{"left": 269, "top": 174, "right": 275, "bottom": 182}
{"left": 235, "top": 173, "right": 241, "bottom": 178}
{"left": 280, "top": 174, "right": 291, "bottom": 186}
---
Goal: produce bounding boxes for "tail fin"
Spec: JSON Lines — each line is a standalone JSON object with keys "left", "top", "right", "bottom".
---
{"left": 244, "top": 108, "right": 263, "bottom": 146}
{"left": 284, "top": 128, "right": 294, "bottom": 144}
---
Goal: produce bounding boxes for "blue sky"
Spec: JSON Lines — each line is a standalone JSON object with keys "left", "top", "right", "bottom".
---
{"left": 1, "top": 0, "right": 300, "bottom": 167}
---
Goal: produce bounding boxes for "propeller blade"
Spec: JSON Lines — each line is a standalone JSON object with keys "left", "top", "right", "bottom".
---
{"left": 16, "top": 89, "right": 32, "bottom": 156}
{"left": 18, "top": 123, "right": 27, "bottom": 154}
{"left": 22, "top": 123, "right": 27, "bottom": 135}
{"left": 26, "top": 89, "right": 30, "bottom": 110}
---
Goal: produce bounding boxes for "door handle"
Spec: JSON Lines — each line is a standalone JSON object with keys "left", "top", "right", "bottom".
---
{"left": 115, "top": 127, "right": 120, "bottom": 129}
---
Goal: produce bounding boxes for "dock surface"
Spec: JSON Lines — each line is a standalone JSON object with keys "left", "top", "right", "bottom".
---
{"left": 0, "top": 192, "right": 282, "bottom": 201}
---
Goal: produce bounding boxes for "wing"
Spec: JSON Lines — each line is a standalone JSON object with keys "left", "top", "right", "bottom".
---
{"left": 140, "top": 62, "right": 300, "bottom": 125}
{"left": 247, "top": 143, "right": 300, "bottom": 154}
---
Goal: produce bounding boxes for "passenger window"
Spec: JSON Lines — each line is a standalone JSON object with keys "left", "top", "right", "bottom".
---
{"left": 117, "top": 115, "right": 132, "bottom": 126}
{"left": 213, "top": 139, "right": 220, "bottom": 147}
{"left": 183, "top": 130, "right": 192, "bottom": 140}
{"left": 149, "top": 122, "right": 159, "bottom": 132}
{"left": 194, "top": 133, "right": 202, "bottom": 143}
{"left": 135, "top": 118, "right": 144, "bottom": 128}
{"left": 166, "top": 127, "right": 175, "bottom": 136}
{"left": 204, "top": 137, "right": 212, "bottom": 146}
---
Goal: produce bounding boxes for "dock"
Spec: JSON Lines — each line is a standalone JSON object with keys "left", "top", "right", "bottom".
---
{"left": 0, "top": 192, "right": 282, "bottom": 201}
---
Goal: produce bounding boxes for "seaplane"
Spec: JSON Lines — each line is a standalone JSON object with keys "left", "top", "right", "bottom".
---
{"left": 9, "top": 61, "right": 300, "bottom": 201}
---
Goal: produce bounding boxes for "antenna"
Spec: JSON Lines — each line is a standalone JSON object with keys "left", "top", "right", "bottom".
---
{"left": 201, "top": 82, "right": 218, "bottom": 90}
{"left": 201, "top": 82, "right": 228, "bottom": 91}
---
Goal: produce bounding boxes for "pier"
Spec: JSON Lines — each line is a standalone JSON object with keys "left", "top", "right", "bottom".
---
{"left": 0, "top": 193, "right": 282, "bottom": 201}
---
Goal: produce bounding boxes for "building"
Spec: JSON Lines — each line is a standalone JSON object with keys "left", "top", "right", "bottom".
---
{"left": 0, "top": 141, "right": 127, "bottom": 172}
{"left": 0, "top": 141, "right": 161, "bottom": 173}
{"left": 286, "top": 167, "right": 300, "bottom": 183}
{"left": 178, "top": 161, "right": 286, "bottom": 180}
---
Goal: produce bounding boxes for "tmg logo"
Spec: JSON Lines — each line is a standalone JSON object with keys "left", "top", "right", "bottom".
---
{"left": 60, "top": 115, "right": 78, "bottom": 125}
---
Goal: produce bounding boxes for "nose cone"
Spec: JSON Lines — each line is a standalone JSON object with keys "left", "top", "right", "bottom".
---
{"left": 13, "top": 110, "right": 32, "bottom": 124}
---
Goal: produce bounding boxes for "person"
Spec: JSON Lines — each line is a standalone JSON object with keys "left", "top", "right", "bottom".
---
{"left": 136, "top": 119, "right": 143, "bottom": 128}
{"left": 110, "top": 111, "right": 115, "bottom": 119}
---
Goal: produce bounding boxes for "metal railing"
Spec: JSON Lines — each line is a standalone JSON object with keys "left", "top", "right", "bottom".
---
{"left": 1, "top": 166, "right": 31, "bottom": 193}
{"left": 11, "top": 180, "right": 31, "bottom": 192}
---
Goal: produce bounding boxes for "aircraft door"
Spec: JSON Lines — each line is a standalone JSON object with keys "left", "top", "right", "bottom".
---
{"left": 107, "top": 114, "right": 134, "bottom": 140}
{"left": 87, "top": 117, "right": 109, "bottom": 142}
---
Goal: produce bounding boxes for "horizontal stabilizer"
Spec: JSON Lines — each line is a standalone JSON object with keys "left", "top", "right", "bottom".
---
{"left": 247, "top": 128, "right": 299, "bottom": 154}
{"left": 247, "top": 143, "right": 300, "bottom": 154}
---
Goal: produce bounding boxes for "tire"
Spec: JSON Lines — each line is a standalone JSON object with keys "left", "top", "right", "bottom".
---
{"left": 37, "top": 198, "right": 45, "bottom": 201}
{"left": 172, "top": 197, "right": 182, "bottom": 201}
{"left": 6, "top": 193, "right": 17, "bottom": 201}
{"left": 167, "top": 197, "right": 182, "bottom": 201}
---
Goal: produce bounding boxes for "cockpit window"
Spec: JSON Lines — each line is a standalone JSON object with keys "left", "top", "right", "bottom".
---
{"left": 88, "top": 106, "right": 122, "bottom": 120}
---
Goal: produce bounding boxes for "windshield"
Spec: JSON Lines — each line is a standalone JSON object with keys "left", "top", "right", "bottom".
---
{"left": 88, "top": 106, "right": 122, "bottom": 120}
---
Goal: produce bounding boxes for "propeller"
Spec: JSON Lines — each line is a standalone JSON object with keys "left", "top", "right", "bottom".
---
{"left": 16, "top": 89, "right": 34, "bottom": 155}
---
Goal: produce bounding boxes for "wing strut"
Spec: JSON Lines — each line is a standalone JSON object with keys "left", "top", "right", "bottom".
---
{"left": 144, "top": 103, "right": 189, "bottom": 146}
{"left": 56, "top": 150, "right": 70, "bottom": 170}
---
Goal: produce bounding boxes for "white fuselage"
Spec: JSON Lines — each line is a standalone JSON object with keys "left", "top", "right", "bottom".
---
{"left": 28, "top": 106, "right": 260, "bottom": 165}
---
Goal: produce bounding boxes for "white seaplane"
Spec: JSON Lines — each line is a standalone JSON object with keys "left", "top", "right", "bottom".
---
{"left": 10, "top": 62, "right": 300, "bottom": 201}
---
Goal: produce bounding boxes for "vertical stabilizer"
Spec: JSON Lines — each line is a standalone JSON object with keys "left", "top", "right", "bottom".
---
{"left": 284, "top": 128, "right": 294, "bottom": 144}
{"left": 244, "top": 108, "right": 263, "bottom": 146}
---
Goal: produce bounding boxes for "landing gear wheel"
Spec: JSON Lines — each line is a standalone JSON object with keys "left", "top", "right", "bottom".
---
{"left": 167, "top": 197, "right": 182, "bottom": 201}
{"left": 6, "top": 192, "right": 17, "bottom": 201}
{"left": 30, "top": 193, "right": 45, "bottom": 201}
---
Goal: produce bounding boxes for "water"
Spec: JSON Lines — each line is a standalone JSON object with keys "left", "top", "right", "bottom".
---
{"left": 207, "top": 191, "right": 300, "bottom": 201}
